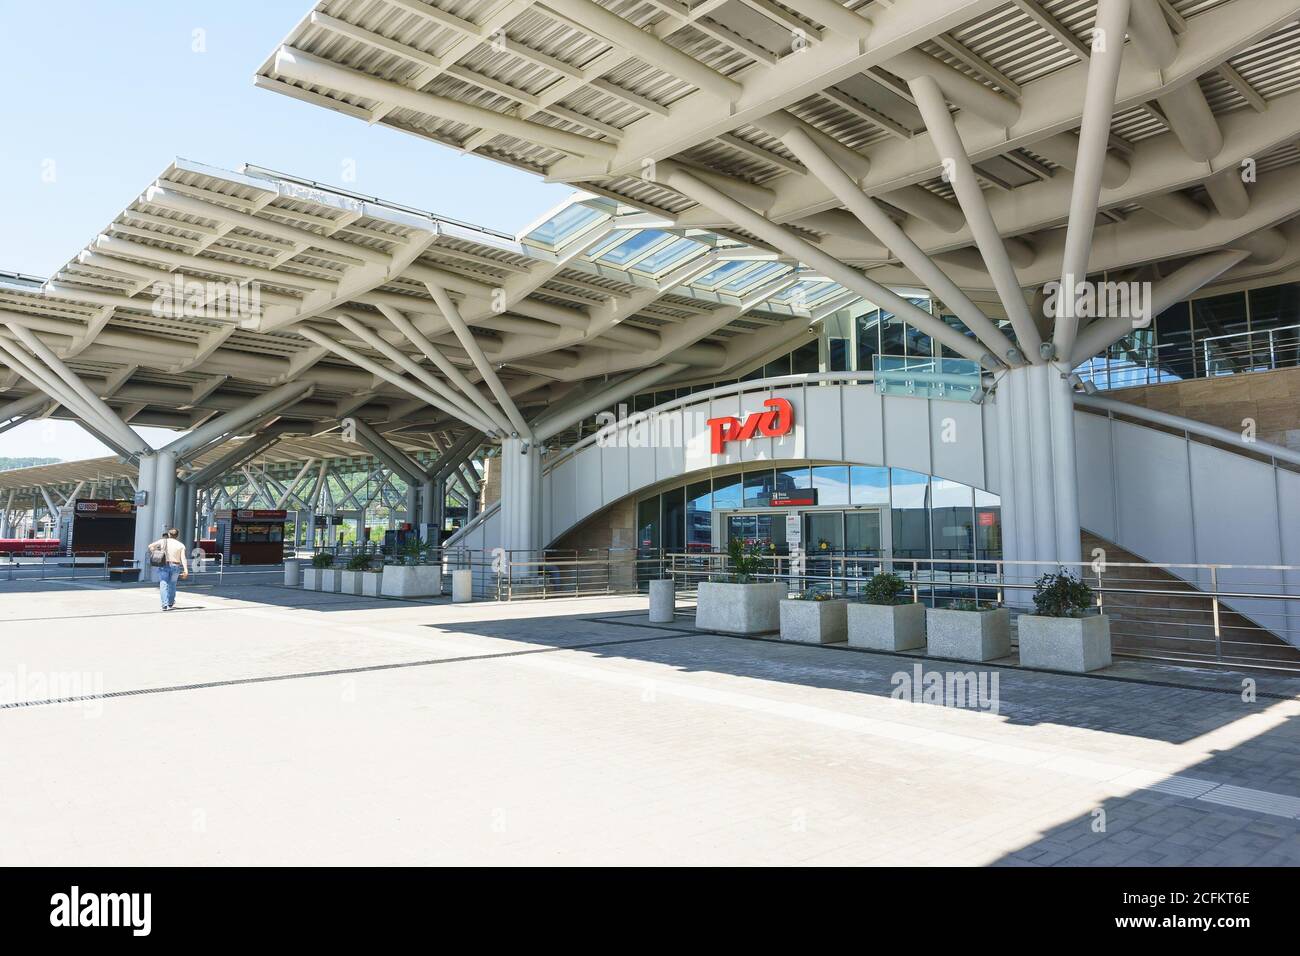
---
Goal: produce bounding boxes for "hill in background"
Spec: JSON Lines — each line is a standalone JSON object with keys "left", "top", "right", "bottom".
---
{"left": 0, "top": 457, "right": 60, "bottom": 472}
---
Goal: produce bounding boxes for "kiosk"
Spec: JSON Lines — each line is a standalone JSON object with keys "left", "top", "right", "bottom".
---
{"left": 58, "top": 499, "right": 137, "bottom": 565}
{"left": 212, "top": 509, "right": 287, "bottom": 565}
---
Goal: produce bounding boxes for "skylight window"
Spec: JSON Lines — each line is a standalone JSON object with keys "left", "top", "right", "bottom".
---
{"left": 525, "top": 202, "right": 608, "bottom": 248}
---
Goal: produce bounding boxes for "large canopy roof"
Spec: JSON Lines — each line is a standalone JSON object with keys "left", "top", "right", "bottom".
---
{"left": 253, "top": 0, "right": 1300, "bottom": 354}
{"left": 0, "top": 158, "right": 845, "bottom": 460}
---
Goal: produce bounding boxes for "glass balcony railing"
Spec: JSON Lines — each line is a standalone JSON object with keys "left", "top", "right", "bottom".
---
{"left": 872, "top": 355, "right": 982, "bottom": 400}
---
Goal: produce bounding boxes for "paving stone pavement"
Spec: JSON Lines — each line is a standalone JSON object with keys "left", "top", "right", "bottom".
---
{"left": 0, "top": 576, "right": 1297, "bottom": 866}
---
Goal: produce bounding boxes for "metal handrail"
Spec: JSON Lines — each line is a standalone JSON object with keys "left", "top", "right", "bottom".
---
{"left": 1, "top": 550, "right": 111, "bottom": 581}
{"left": 474, "top": 549, "right": 1300, "bottom": 669}
{"left": 1197, "top": 323, "right": 1299, "bottom": 378}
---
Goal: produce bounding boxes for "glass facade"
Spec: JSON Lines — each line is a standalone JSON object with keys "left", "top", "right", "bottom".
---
{"left": 635, "top": 465, "right": 1000, "bottom": 566}
{"left": 1074, "top": 279, "right": 1300, "bottom": 389}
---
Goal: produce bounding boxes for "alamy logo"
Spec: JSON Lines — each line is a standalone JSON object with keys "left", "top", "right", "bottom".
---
{"left": 1042, "top": 276, "right": 1153, "bottom": 328}
{"left": 50, "top": 886, "right": 151, "bottom": 936}
{"left": 891, "top": 663, "right": 1000, "bottom": 715}
{"left": 151, "top": 274, "right": 261, "bottom": 320}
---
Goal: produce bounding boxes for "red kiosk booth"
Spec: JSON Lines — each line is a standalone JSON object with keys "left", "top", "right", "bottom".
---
{"left": 57, "top": 499, "right": 137, "bottom": 566}
{"left": 212, "top": 509, "right": 287, "bottom": 565}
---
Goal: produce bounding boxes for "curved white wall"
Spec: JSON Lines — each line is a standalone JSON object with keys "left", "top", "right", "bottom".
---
{"left": 542, "top": 382, "right": 992, "bottom": 544}
{"left": 448, "top": 379, "right": 1300, "bottom": 643}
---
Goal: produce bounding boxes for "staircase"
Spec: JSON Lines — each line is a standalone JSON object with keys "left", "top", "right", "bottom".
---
{"left": 1081, "top": 531, "right": 1300, "bottom": 670}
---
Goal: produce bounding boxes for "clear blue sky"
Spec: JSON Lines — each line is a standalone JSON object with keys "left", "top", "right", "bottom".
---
{"left": 0, "top": 0, "right": 571, "bottom": 461}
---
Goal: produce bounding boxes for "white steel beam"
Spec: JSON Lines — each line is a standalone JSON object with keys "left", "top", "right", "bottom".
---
{"left": 424, "top": 281, "right": 533, "bottom": 440}
{"left": 775, "top": 117, "right": 1019, "bottom": 365}
{"left": 909, "top": 75, "right": 1042, "bottom": 361}
{"left": 1052, "top": 0, "right": 1133, "bottom": 359}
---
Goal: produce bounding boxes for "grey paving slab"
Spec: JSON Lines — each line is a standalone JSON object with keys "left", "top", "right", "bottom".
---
{"left": 0, "top": 582, "right": 1297, "bottom": 865}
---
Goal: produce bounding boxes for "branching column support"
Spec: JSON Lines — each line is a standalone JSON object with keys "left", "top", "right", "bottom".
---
{"left": 649, "top": 166, "right": 992, "bottom": 364}
{"left": 772, "top": 113, "right": 1017, "bottom": 367}
{"left": 423, "top": 281, "right": 533, "bottom": 441}
{"left": 909, "top": 75, "right": 1042, "bottom": 363}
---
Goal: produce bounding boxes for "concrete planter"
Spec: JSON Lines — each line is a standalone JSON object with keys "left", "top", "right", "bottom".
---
{"left": 694, "top": 581, "right": 784, "bottom": 635}
{"left": 648, "top": 578, "right": 676, "bottom": 623}
{"left": 451, "top": 569, "right": 473, "bottom": 603}
{"left": 381, "top": 564, "right": 442, "bottom": 599}
{"left": 1017, "top": 613, "right": 1112, "bottom": 672}
{"left": 360, "top": 572, "right": 383, "bottom": 597}
{"left": 779, "top": 599, "right": 847, "bottom": 644}
{"left": 846, "top": 602, "right": 926, "bottom": 651}
{"left": 339, "top": 570, "right": 366, "bottom": 595}
{"left": 283, "top": 559, "right": 301, "bottom": 587}
{"left": 303, "top": 567, "right": 341, "bottom": 592}
{"left": 926, "top": 607, "right": 1011, "bottom": 662}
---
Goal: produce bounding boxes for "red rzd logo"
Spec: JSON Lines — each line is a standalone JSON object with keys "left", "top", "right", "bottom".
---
{"left": 706, "top": 398, "right": 794, "bottom": 454}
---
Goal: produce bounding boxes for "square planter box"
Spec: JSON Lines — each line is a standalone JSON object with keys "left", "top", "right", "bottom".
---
{"left": 926, "top": 607, "right": 1011, "bottom": 662}
{"left": 1017, "top": 614, "right": 1112, "bottom": 672}
{"left": 847, "top": 602, "right": 926, "bottom": 651}
{"left": 381, "top": 564, "right": 442, "bottom": 599}
{"left": 302, "top": 567, "right": 340, "bottom": 592}
{"left": 339, "top": 570, "right": 367, "bottom": 596}
{"left": 360, "top": 572, "right": 383, "bottom": 597}
{"left": 780, "top": 599, "right": 848, "bottom": 644}
{"left": 695, "top": 581, "right": 784, "bottom": 635}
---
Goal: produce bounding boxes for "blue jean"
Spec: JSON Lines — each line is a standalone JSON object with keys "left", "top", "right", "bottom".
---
{"left": 157, "top": 565, "right": 180, "bottom": 608}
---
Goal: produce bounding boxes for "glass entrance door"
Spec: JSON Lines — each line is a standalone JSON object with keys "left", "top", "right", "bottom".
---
{"left": 723, "top": 513, "right": 788, "bottom": 555}
{"left": 845, "top": 511, "right": 882, "bottom": 556}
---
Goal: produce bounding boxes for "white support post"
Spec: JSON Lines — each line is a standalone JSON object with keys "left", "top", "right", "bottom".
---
{"left": 499, "top": 436, "right": 541, "bottom": 567}
{"left": 1048, "top": 367, "right": 1081, "bottom": 564}
{"left": 0, "top": 490, "right": 13, "bottom": 537}
{"left": 154, "top": 450, "right": 177, "bottom": 535}
{"left": 1027, "top": 364, "right": 1058, "bottom": 567}
{"left": 132, "top": 452, "right": 158, "bottom": 569}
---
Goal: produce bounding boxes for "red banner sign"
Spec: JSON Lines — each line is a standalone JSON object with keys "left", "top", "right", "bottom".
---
{"left": 706, "top": 397, "right": 794, "bottom": 454}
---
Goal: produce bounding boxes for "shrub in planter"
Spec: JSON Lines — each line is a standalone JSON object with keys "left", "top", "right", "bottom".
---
{"left": 846, "top": 572, "right": 925, "bottom": 651}
{"left": 780, "top": 589, "right": 848, "bottom": 644}
{"left": 696, "top": 538, "right": 783, "bottom": 634}
{"left": 1017, "top": 570, "right": 1111, "bottom": 672}
{"left": 303, "top": 552, "right": 339, "bottom": 591}
{"left": 339, "top": 553, "right": 373, "bottom": 596}
{"left": 926, "top": 599, "right": 1011, "bottom": 662}
{"left": 381, "top": 560, "right": 442, "bottom": 598}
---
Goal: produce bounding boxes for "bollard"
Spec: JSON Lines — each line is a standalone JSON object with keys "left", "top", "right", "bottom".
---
{"left": 649, "top": 578, "right": 676, "bottom": 623}
{"left": 283, "top": 558, "right": 301, "bottom": 587}
{"left": 452, "top": 569, "right": 473, "bottom": 603}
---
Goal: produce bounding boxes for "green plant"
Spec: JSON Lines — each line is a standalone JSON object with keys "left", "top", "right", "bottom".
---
{"left": 948, "top": 598, "right": 998, "bottom": 611}
{"left": 310, "top": 552, "right": 334, "bottom": 569}
{"left": 346, "top": 553, "right": 372, "bottom": 572}
{"left": 862, "top": 571, "right": 908, "bottom": 606}
{"left": 1031, "top": 569, "right": 1094, "bottom": 618}
{"left": 795, "top": 588, "right": 832, "bottom": 601}
{"left": 723, "top": 537, "right": 766, "bottom": 583}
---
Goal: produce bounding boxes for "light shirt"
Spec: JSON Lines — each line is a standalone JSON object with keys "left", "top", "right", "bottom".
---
{"left": 150, "top": 538, "right": 188, "bottom": 572}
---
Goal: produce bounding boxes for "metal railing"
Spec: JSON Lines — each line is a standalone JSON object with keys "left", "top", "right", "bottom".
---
{"left": 661, "top": 552, "right": 1300, "bottom": 671}
{"left": 1198, "top": 323, "right": 1300, "bottom": 378}
{"left": 467, "top": 548, "right": 1300, "bottom": 672}
{"left": 1, "top": 551, "right": 112, "bottom": 581}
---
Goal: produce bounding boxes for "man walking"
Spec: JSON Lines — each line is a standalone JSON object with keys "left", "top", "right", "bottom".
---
{"left": 147, "top": 528, "right": 189, "bottom": 611}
